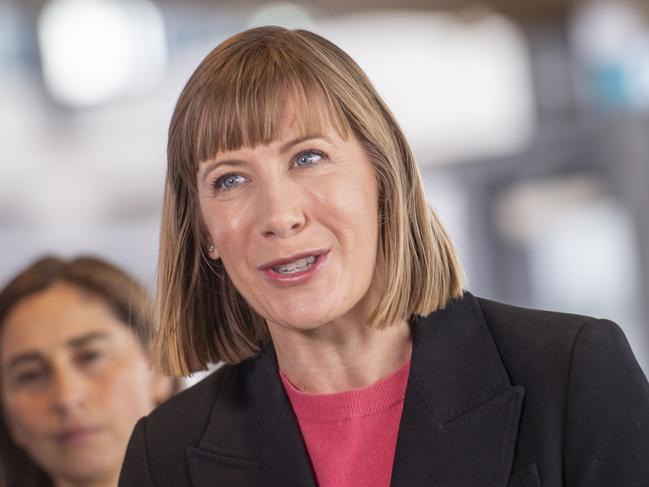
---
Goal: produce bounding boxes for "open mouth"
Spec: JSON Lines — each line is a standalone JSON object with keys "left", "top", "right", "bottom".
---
{"left": 260, "top": 249, "right": 329, "bottom": 283}
{"left": 272, "top": 255, "right": 317, "bottom": 274}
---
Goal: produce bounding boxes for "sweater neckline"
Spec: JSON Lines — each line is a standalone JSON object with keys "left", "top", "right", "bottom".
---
{"left": 279, "top": 360, "right": 411, "bottom": 422}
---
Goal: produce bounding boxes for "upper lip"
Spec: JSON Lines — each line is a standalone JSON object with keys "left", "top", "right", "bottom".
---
{"left": 258, "top": 249, "right": 328, "bottom": 271}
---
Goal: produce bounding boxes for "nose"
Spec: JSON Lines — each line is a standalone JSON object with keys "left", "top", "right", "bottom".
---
{"left": 257, "top": 179, "right": 306, "bottom": 239}
{"left": 50, "top": 368, "right": 86, "bottom": 416}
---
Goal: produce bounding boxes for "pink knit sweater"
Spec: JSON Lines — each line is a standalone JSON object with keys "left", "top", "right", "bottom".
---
{"left": 280, "top": 361, "right": 410, "bottom": 487}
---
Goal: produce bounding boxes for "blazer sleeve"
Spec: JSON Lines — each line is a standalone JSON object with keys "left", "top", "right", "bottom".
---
{"left": 563, "top": 318, "right": 649, "bottom": 486}
{"left": 119, "top": 416, "right": 155, "bottom": 487}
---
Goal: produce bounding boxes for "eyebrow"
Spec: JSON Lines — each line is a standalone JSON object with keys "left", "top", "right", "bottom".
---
{"left": 279, "top": 134, "right": 330, "bottom": 154}
{"left": 68, "top": 331, "right": 110, "bottom": 348}
{"left": 4, "top": 332, "right": 110, "bottom": 373}
{"left": 200, "top": 159, "right": 245, "bottom": 183}
{"left": 200, "top": 134, "right": 331, "bottom": 183}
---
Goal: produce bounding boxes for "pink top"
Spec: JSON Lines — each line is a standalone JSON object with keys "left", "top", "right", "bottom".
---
{"left": 280, "top": 361, "right": 411, "bottom": 487}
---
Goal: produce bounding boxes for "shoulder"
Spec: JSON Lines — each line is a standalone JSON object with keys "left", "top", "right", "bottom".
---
{"left": 476, "top": 296, "right": 605, "bottom": 374}
{"left": 471, "top": 297, "right": 649, "bottom": 483}
{"left": 471, "top": 294, "right": 648, "bottom": 408}
{"left": 121, "top": 355, "right": 269, "bottom": 485}
{"left": 476, "top": 295, "right": 596, "bottom": 344}
{"left": 139, "top": 364, "right": 237, "bottom": 469}
{"left": 120, "top": 365, "right": 236, "bottom": 486}
{"left": 469, "top": 295, "right": 647, "bottom": 394}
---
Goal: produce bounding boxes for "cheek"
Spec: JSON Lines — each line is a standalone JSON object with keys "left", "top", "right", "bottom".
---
{"left": 317, "top": 173, "right": 379, "bottom": 242}
{"left": 100, "top": 355, "right": 156, "bottom": 427}
{"left": 2, "top": 393, "right": 43, "bottom": 448}
{"left": 202, "top": 202, "right": 251, "bottom": 256}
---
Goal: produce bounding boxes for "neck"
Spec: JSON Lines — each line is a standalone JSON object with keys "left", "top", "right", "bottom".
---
{"left": 269, "top": 316, "right": 412, "bottom": 394}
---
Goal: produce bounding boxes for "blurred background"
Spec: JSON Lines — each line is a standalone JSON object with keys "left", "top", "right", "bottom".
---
{"left": 1, "top": 0, "right": 648, "bottom": 375}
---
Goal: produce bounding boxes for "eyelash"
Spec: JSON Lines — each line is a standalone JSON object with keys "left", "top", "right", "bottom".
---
{"left": 210, "top": 149, "right": 328, "bottom": 194}
{"left": 212, "top": 174, "right": 245, "bottom": 192}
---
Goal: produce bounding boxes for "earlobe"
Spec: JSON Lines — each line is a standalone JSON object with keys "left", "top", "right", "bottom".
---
{"left": 207, "top": 243, "right": 220, "bottom": 260}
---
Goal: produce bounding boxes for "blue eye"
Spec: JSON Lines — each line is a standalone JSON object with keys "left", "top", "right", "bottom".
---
{"left": 294, "top": 151, "right": 325, "bottom": 167}
{"left": 214, "top": 174, "right": 246, "bottom": 192}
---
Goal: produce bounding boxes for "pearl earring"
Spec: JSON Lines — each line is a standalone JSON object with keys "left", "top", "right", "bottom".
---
{"left": 208, "top": 244, "right": 215, "bottom": 253}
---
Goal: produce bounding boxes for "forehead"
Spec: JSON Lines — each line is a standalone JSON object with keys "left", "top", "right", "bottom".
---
{"left": 214, "top": 105, "right": 345, "bottom": 159}
{"left": 194, "top": 90, "right": 350, "bottom": 165}
{"left": 0, "top": 283, "right": 130, "bottom": 360}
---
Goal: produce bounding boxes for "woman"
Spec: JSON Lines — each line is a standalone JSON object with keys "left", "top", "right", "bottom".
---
{"left": 120, "top": 27, "right": 649, "bottom": 487}
{"left": 0, "top": 256, "right": 175, "bottom": 487}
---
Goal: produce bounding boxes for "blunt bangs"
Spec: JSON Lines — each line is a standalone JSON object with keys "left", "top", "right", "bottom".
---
{"left": 171, "top": 33, "right": 351, "bottom": 188}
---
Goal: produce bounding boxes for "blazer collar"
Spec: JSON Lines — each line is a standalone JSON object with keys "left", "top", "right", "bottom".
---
{"left": 390, "top": 292, "right": 524, "bottom": 486}
{"left": 187, "top": 344, "right": 315, "bottom": 487}
{"left": 408, "top": 291, "right": 516, "bottom": 423}
{"left": 187, "top": 292, "right": 524, "bottom": 487}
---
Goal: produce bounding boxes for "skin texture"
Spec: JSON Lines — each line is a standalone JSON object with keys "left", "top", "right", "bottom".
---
{"left": 197, "top": 104, "right": 411, "bottom": 394}
{"left": 0, "top": 282, "right": 168, "bottom": 487}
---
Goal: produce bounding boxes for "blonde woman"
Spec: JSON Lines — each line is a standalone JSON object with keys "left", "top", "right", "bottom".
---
{"left": 120, "top": 27, "right": 649, "bottom": 487}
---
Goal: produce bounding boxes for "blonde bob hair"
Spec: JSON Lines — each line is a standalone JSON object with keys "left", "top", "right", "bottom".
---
{"left": 156, "top": 26, "right": 463, "bottom": 375}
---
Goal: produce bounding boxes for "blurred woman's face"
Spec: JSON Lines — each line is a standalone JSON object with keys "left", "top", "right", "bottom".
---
{"left": 197, "top": 101, "right": 381, "bottom": 335}
{"left": 0, "top": 282, "right": 160, "bottom": 486}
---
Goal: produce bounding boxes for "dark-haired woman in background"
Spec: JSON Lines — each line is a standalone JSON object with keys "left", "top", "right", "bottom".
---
{"left": 0, "top": 256, "right": 175, "bottom": 487}
{"left": 120, "top": 27, "right": 649, "bottom": 487}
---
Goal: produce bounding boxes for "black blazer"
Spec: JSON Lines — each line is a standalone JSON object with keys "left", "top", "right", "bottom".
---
{"left": 119, "top": 293, "right": 649, "bottom": 487}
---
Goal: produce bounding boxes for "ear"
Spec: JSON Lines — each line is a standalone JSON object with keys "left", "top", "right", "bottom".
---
{"left": 195, "top": 214, "right": 219, "bottom": 260}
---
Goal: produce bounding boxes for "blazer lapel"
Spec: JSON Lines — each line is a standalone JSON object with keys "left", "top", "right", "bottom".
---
{"left": 186, "top": 347, "right": 316, "bottom": 487}
{"left": 186, "top": 292, "right": 523, "bottom": 487}
{"left": 391, "top": 293, "right": 525, "bottom": 487}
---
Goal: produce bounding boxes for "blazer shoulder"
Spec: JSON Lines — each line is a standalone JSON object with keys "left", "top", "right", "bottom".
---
{"left": 476, "top": 296, "right": 604, "bottom": 351}
{"left": 476, "top": 296, "right": 597, "bottom": 337}
{"left": 470, "top": 295, "right": 649, "bottom": 484}
{"left": 473, "top": 296, "right": 603, "bottom": 386}
{"left": 120, "top": 364, "right": 236, "bottom": 486}
{"left": 144, "top": 364, "right": 235, "bottom": 457}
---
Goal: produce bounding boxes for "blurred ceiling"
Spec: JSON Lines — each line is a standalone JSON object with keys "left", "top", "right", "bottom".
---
{"left": 11, "top": 0, "right": 648, "bottom": 22}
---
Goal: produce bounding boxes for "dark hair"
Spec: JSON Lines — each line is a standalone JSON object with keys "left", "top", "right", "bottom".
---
{"left": 0, "top": 255, "right": 155, "bottom": 487}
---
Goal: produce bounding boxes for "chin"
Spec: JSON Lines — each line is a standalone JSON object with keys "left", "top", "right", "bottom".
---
{"left": 49, "top": 463, "right": 113, "bottom": 486}
{"left": 265, "top": 307, "right": 335, "bottom": 333}
{"left": 52, "top": 447, "right": 119, "bottom": 482}
{"left": 271, "top": 316, "right": 328, "bottom": 332}
{"left": 262, "top": 293, "right": 366, "bottom": 334}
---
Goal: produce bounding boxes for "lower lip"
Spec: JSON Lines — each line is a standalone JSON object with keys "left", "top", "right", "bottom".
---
{"left": 262, "top": 252, "right": 328, "bottom": 287}
{"left": 57, "top": 428, "right": 100, "bottom": 446}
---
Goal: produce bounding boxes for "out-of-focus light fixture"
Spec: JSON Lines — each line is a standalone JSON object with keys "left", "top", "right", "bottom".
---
{"left": 571, "top": 0, "right": 649, "bottom": 110}
{"left": 318, "top": 10, "right": 535, "bottom": 165}
{"left": 247, "top": 2, "right": 316, "bottom": 31}
{"left": 38, "top": 0, "right": 166, "bottom": 107}
{"left": 0, "top": 1, "right": 20, "bottom": 66}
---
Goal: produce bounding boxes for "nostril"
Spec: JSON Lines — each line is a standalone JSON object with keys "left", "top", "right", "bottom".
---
{"left": 259, "top": 210, "right": 306, "bottom": 239}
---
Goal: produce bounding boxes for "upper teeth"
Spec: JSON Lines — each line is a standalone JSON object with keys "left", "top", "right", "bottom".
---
{"left": 273, "top": 256, "right": 316, "bottom": 274}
